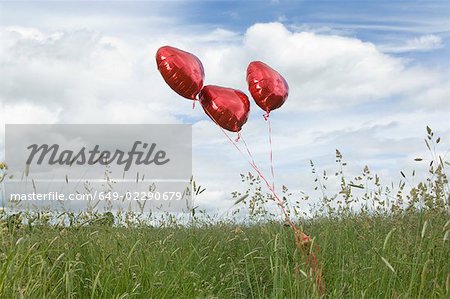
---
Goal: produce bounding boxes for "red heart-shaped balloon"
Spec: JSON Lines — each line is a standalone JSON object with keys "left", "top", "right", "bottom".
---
{"left": 199, "top": 85, "right": 250, "bottom": 132}
{"left": 246, "top": 61, "right": 289, "bottom": 113}
{"left": 156, "top": 46, "right": 205, "bottom": 100}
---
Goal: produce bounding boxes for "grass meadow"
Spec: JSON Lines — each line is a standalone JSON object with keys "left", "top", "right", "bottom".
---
{"left": 0, "top": 128, "right": 449, "bottom": 298}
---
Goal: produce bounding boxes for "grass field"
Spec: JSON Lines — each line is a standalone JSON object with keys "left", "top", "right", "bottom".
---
{"left": 0, "top": 212, "right": 448, "bottom": 298}
{"left": 0, "top": 128, "right": 449, "bottom": 298}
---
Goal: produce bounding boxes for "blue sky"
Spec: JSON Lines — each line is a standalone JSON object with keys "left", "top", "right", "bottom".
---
{"left": 0, "top": 0, "right": 449, "bottom": 213}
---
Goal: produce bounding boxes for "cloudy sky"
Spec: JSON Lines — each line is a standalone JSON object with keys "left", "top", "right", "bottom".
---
{"left": 0, "top": 0, "right": 449, "bottom": 214}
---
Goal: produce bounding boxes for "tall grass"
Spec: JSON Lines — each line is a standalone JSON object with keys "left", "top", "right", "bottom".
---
{"left": 0, "top": 127, "right": 448, "bottom": 298}
{"left": 0, "top": 213, "right": 448, "bottom": 298}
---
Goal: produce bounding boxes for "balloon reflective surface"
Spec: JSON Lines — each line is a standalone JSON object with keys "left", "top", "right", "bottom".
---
{"left": 246, "top": 61, "right": 289, "bottom": 113}
{"left": 199, "top": 85, "right": 250, "bottom": 132}
{"left": 156, "top": 46, "right": 205, "bottom": 100}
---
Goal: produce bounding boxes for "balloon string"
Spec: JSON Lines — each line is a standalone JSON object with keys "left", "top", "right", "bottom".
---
{"left": 239, "top": 135, "right": 257, "bottom": 172}
{"left": 232, "top": 131, "right": 324, "bottom": 292}
{"left": 201, "top": 106, "right": 305, "bottom": 237}
{"left": 235, "top": 132, "right": 241, "bottom": 142}
{"left": 192, "top": 98, "right": 197, "bottom": 109}
{"left": 266, "top": 115, "right": 275, "bottom": 191}
{"left": 239, "top": 133, "right": 297, "bottom": 232}
{"left": 200, "top": 104, "right": 324, "bottom": 293}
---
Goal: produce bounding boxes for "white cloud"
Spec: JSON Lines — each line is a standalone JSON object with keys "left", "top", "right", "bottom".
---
{"left": 0, "top": 101, "right": 60, "bottom": 127}
{"left": 0, "top": 102, "right": 61, "bottom": 158}
{"left": 379, "top": 34, "right": 444, "bottom": 53}
{"left": 186, "top": 23, "right": 447, "bottom": 112}
{"left": 0, "top": 26, "right": 192, "bottom": 124}
{"left": 289, "top": 24, "right": 354, "bottom": 36}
